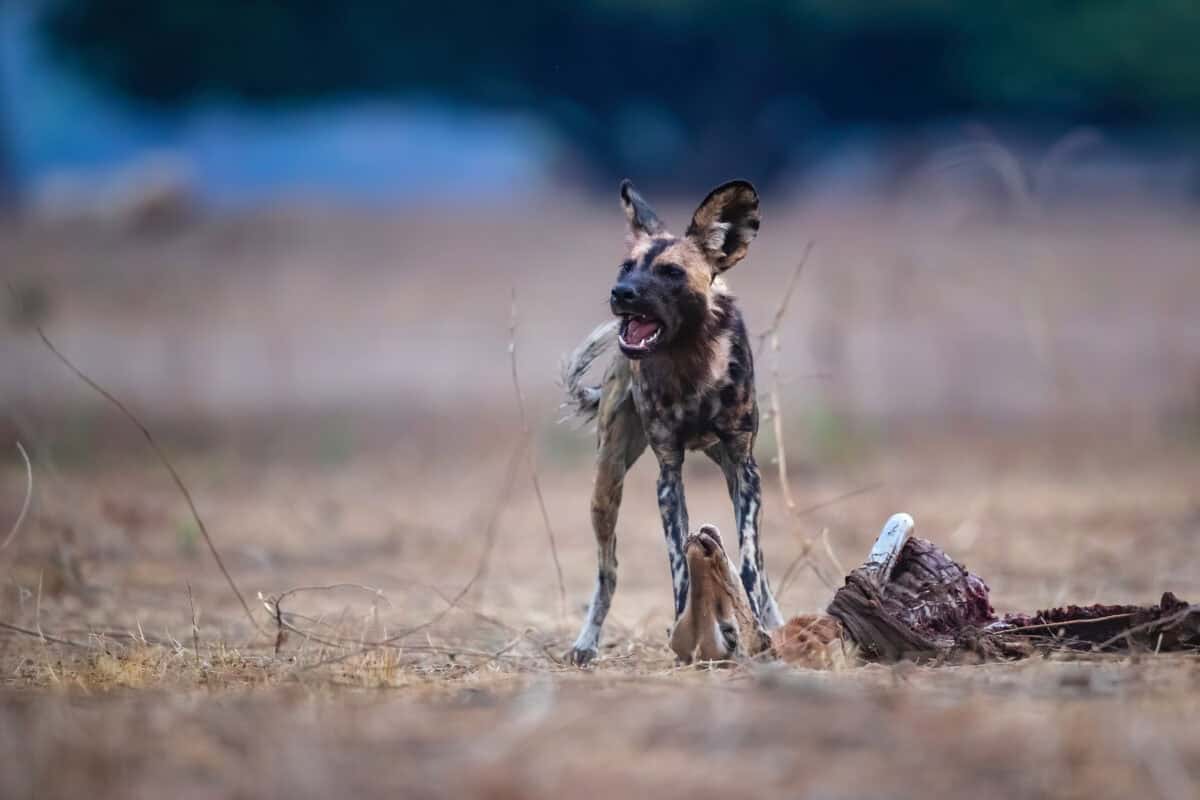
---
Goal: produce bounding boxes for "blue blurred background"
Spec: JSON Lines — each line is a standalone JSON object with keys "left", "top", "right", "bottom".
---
{"left": 3, "top": 0, "right": 1199, "bottom": 209}
{"left": 3, "top": 0, "right": 1199, "bottom": 443}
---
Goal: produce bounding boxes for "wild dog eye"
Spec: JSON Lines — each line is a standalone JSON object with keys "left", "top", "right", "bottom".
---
{"left": 619, "top": 261, "right": 634, "bottom": 274}
{"left": 657, "top": 263, "right": 685, "bottom": 279}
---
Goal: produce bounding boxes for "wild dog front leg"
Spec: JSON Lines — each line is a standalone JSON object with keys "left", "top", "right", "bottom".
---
{"left": 730, "top": 454, "right": 784, "bottom": 629}
{"left": 655, "top": 457, "right": 690, "bottom": 619}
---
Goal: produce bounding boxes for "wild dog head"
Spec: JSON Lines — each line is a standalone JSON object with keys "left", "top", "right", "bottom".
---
{"left": 609, "top": 179, "right": 760, "bottom": 359}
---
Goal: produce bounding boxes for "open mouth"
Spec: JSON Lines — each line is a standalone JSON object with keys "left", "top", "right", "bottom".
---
{"left": 618, "top": 314, "right": 663, "bottom": 356}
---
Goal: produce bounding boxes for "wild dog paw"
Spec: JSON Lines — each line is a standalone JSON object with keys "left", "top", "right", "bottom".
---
{"left": 566, "top": 646, "right": 599, "bottom": 667}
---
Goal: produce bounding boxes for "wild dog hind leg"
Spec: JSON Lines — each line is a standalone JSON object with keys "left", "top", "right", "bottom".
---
{"left": 567, "top": 386, "right": 646, "bottom": 666}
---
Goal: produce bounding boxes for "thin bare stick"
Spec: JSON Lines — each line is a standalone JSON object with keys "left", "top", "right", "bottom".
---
{"left": 34, "top": 569, "right": 44, "bottom": 641}
{"left": 510, "top": 288, "right": 567, "bottom": 619}
{"left": 996, "top": 613, "right": 1137, "bottom": 637}
{"left": 774, "top": 482, "right": 885, "bottom": 598}
{"left": 297, "top": 440, "right": 525, "bottom": 671}
{"left": 6, "top": 282, "right": 263, "bottom": 635}
{"left": 751, "top": 245, "right": 886, "bottom": 586}
{"left": 766, "top": 370, "right": 800, "bottom": 514}
{"left": 757, "top": 244, "right": 814, "bottom": 515}
{"left": 777, "top": 554, "right": 841, "bottom": 597}
{"left": 187, "top": 582, "right": 201, "bottom": 666}
{"left": 821, "top": 527, "right": 847, "bottom": 577}
{"left": 263, "top": 583, "right": 391, "bottom": 654}
{"left": 383, "top": 440, "right": 523, "bottom": 641}
{"left": 269, "top": 584, "right": 518, "bottom": 642}
{"left": 805, "top": 559, "right": 837, "bottom": 591}
{"left": 1093, "top": 604, "right": 1198, "bottom": 651}
{"left": 793, "top": 483, "right": 884, "bottom": 517}
{"left": 0, "top": 620, "right": 92, "bottom": 649}
{"left": 775, "top": 553, "right": 810, "bottom": 599}
{"left": 756, "top": 242, "right": 815, "bottom": 354}
{"left": 426, "top": 582, "right": 519, "bottom": 633}
{"left": 57, "top": 628, "right": 174, "bottom": 646}
{"left": 0, "top": 441, "right": 32, "bottom": 551}
{"left": 268, "top": 583, "right": 392, "bottom": 611}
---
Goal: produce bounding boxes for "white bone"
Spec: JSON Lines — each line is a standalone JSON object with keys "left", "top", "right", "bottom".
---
{"left": 862, "top": 512, "right": 915, "bottom": 588}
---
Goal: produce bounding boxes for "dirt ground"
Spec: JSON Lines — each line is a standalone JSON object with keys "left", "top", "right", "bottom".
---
{"left": 2, "top": 200, "right": 1199, "bottom": 798}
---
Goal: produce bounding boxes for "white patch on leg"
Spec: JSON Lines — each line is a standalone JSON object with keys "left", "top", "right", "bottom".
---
{"left": 672, "top": 555, "right": 687, "bottom": 599}
{"left": 739, "top": 498, "right": 758, "bottom": 560}
{"left": 572, "top": 622, "right": 600, "bottom": 654}
{"left": 760, "top": 589, "right": 784, "bottom": 629}
{"left": 571, "top": 575, "right": 610, "bottom": 655}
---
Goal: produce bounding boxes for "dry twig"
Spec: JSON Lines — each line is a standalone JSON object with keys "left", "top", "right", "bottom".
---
{"left": 0, "top": 619, "right": 92, "bottom": 649}
{"left": 510, "top": 288, "right": 567, "bottom": 619}
{"left": 0, "top": 441, "right": 32, "bottom": 552}
{"left": 295, "top": 440, "right": 526, "bottom": 671}
{"left": 187, "top": 582, "right": 201, "bottom": 666}
{"left": 6, "top": 281, "right": 263, "bottom": 635}
{"left": 758, "top": 244, "right": 812, "bottom": 517}
{"left": 1094, "top": 604, "right": 1198, "bottom": 651}
{"left": 750, "top": 248, "right": 882, "bottom": 590}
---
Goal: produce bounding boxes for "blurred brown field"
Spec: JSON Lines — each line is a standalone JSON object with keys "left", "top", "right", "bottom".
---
{"left": 2, "top": 193, "right": 1200, "bottom": 798}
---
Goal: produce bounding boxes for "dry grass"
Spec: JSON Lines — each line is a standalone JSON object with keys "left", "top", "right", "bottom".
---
{"left": 2, "top": 199, "right": 1199, "bottom": 797}
{"left": 1, "top": 435, "right": 1197, "bottom": 798}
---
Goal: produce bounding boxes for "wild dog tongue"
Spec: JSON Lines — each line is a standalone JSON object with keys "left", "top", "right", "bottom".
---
{"left": 626, "top": 317, "right": 660, "bottom": 343}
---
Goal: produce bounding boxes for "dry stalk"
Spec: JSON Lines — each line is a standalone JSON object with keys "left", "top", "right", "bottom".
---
{"left": 752, "top": 246, "right": 882, "bottom": 588}
{"left": 995, "top": 612, "right": 1139, "bottom": 638}
{"left": 510, "top": 288, "right": 567, "bottom": 619}
{"left": 793, "top": 483, "right": 884, "bottom": 517}
{"left": 60, "top": 628, "right": 174, "bottom": 646}
{"left": 187, "top": 582, "right": 201, "bottom": 666}
{"left": 774, "top": 529, "right": 822, "bottom": 596}
{"left": 267, "top": 583, "right": 391, "bottom": 611}
{"left": 821, "top": 527, "right": 846, "bottom": 577}
{"left": 295, "top": 439, "right": 525, "bottom": 671}
{"left": 0, "top": 620, "right": 92, "bottom": 649}
{"left": 759, "top": 245, "right": 812, "bottom": 519}
{"left": 1094, "top": 604, "right": 1198, "bottom": 651}
{"left": 755, "top": 241, "right": 814, "bottom": 356}
{"left": 34, "top": 569, "right": 44, "bottom": 641}
{"left": 6, "top": 281, "right": 264, "bottom": 636}
{"left": 262, "top": 583, "right": 391, "bottom": 655}
{"left": 0, "top": 441, "right": 32, "bottom": 552}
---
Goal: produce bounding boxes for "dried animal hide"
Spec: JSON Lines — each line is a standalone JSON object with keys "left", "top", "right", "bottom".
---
{"left": 824, "top": 537, "right": 1199, "bottom": 663}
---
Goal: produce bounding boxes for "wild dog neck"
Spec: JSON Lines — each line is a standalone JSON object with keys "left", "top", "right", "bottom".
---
{"left": 630, "top": 289, "right": 739, "bottom": 397}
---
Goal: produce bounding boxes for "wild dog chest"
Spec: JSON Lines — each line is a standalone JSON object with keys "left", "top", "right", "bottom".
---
{"left": 631, "top": 372, "right": 756, "bottom": 454}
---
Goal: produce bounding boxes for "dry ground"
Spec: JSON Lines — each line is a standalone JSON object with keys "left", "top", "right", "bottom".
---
{"left": 2, "top": 199, "right": 1200, "bottom": 798}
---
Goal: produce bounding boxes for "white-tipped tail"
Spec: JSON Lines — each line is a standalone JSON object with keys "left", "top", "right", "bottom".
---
{"left": 560, "top": 319, "right": 620, "bottom": 423}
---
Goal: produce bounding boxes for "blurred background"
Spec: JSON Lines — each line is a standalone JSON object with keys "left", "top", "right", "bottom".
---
{"left": 3, "top": 0, "right": 1199, "bottom": 425}
{"left": 3, "top": 6, "right": 1200, "bottom": 796}
{"left": 2, "top": 0, "right": 1199, "bottom": 638}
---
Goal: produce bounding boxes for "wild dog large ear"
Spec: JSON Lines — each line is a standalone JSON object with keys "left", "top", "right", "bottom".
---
{"left": 686, "top": 180, "right": 760, "bottom": 272}
{"left": 619, "top": 179, "right": 664, "bottom": 240}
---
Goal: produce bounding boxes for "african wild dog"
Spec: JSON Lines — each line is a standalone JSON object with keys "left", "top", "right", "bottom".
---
{"left": 561, "top": 179, "right": 784, "bottom": 665}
